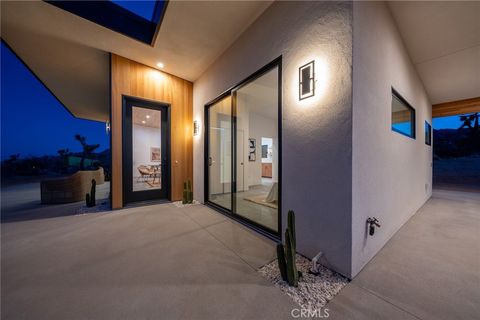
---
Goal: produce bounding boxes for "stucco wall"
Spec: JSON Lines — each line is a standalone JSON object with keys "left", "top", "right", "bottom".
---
{"left": 193, "top": 1, "right": 353, "bottom": 277}
{"left": 351, "top": 1, "right": 433, "bottom": 277}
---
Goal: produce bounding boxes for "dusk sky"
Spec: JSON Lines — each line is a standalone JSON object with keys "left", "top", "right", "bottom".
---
{"left": 1, "top": 43, "right": 109, "bottom": 160}
{"left": 112, "top": 0, "right": 157, "bottom": 20}
{"left": 0, "top": 38, "right": 462, "bottom": 160}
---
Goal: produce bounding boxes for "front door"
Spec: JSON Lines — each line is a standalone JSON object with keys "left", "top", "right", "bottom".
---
{"left": 123, "top": 96, "right": 170, "bottom": 204}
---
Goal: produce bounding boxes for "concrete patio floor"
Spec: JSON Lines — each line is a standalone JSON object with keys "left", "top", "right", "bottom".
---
{"left": 1, "top": 188, "right": 479, "bottom": 319}
{"left": 327, "top": 189, "right": 480, "bottom": 320}
{"left": 1, "top": 202, "right": 295, "bottom": 319}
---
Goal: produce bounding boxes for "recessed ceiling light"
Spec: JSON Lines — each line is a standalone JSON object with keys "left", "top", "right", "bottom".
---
{"left": 142, "top": 120, "right": 146, "bottom": 124}
{"left": 157, "top": 62, "right": 164, "bottom": 69}
{"left": 146, "top": 115, "right": 150, "bottom": 119}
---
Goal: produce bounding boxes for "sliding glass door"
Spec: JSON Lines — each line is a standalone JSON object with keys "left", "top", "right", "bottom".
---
{"left": 206, "top": 95, "right": 232, "bottom": 210}
{"left": 205, "top": 58, "right": 281, "bottom": 237}
{"left": 233, "top": 65, "right": 280, "bottom": 232}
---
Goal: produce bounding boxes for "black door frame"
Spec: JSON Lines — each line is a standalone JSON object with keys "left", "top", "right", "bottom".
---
{"left": 122, "top": 95, "right": 171, "bottom": 205}
{"left": 204, "top": 56, "right": 282, "bottom": 240}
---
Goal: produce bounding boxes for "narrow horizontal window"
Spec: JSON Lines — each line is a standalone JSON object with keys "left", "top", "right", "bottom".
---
{"left": 391, "top": 89, "right": 416, "bottom": 139}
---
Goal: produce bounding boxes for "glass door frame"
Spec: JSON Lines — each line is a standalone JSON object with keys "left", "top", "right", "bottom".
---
{"left": 204, "top": 57, "right": 282, "bottom": 240}
{"left": 122, "top": 95, "right": 171, "bottom": 205}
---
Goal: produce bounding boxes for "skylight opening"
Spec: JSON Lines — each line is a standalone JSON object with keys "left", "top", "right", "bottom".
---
{"left": 110, "top": 1, "right": 159, "bottom": 22}
{"left": 45, "top": 0, "right": 168, "bottom": 45}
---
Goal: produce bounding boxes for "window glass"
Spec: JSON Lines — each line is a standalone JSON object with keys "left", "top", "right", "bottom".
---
{"left": 234, "top": 66, "right": 279, "bottom": 232}
{"left": 207, "top": 96, "right": 232, "bottom": 210}
{"left": 392, "top": 90, "right": 415, "bottom": 138}
{"left": 132, "top": 107, "right": 162, "bottom": 191}
{"left": 425, "top": 121, "right": 432, "bottom": 146}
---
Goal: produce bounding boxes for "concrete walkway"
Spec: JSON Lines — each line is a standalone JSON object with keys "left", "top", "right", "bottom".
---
{"left": 1, "top": 182, "right": 110, "bottom": 222}
{"left": 1, "top": 202, "right": 296, "bottom": 320}
{"left": 2, "top": 188, "right": 479, "bottom": 319}
{"left": 327, "top": 189, "right": 480, "bottom": 320}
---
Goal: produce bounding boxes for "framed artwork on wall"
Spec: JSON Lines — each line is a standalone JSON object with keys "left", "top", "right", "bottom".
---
{"left": 248, "top": 138, "right": 256, "bottom": 161}
{"left": 151, "top": 147, "right": 161, "bottom": 162}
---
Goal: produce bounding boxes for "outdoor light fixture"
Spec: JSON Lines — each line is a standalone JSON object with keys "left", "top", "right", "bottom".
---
{"left": 146, "top": 115, "right": 150, "bottom": 119}
{"left": 157, "top": 62, "right": 164, "bottom": 69}
{"left": 299, "top": 60, "right": 315, "bottom": 100}
{"left": 142, "top": 120, "right": 146, "bottom": 124}
{"left": 193, "top": 120, "right": 199, "bottom": 136}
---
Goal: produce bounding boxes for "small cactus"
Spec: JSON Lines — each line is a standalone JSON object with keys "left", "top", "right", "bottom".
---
{"left": 276, "top": 210, "right": 299, "bottom": 287}
{"left": 85, "top": 179, "right": 96, "bottom": 207}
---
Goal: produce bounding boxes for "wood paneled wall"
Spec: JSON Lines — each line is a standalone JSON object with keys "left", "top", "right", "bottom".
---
{"left": 432, "top": 97, "right": 480, "bottom": 118}
{"left": 111, "top": 54, "right": 193, "bottom": 208}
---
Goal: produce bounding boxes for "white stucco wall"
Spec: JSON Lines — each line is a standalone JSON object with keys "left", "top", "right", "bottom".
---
{"left": 351, "top": 1, "right": 433, "bottom": 277}
{"left": 193, "top": 1, "right": 353, "bottom": 277}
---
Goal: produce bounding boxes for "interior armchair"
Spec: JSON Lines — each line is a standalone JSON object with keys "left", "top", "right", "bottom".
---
{"left": 137, "top": 165, "right": 154, "bottom": 182}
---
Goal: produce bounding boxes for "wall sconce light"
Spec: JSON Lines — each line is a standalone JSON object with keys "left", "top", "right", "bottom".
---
{"left": 193, "top": 120, "right": 199, "bottom": 136}
{"left": 299, "top": 60, "right": 315, "bottom": 100}
{"left": 105, "top": 121, "right": 111, "bottom": 135}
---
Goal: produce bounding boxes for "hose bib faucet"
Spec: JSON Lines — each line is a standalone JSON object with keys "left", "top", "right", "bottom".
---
{"left": 367, "top": 217, "right": 381, "bottom": 236}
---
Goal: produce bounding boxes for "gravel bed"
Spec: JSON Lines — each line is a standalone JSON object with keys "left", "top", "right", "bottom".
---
{"left": 258, "top": 254, "right": 349, "bottom": 310}
{"left": 76, "top": 200, "right": 111, "bottom": 215}
{"left": 172, "top": 200, "right": 201, "bottom": 207}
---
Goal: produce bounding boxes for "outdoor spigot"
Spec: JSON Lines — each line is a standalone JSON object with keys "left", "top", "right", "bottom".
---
{"left": 367, "top": 217, "right": 381, "bottom": 236}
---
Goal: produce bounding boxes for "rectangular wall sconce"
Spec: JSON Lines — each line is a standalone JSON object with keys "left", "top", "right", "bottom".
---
{"left": 193, "top": 120, "right": 199, "bottom": 136}
{"left": 299, "top": 60, "right": 315, "bottom": 100}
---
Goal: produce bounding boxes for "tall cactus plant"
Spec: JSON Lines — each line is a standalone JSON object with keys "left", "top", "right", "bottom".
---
{"left": 277, "top": 210, "right": 299, "bottom": 287}
{"left": 85, "top": 179, "right": 96, "bottom": 208}
{"left": 187, "top": 180, "right": 193, "bottom": 203}
{"left": 182, "top": 180, "right": 193, "bottom": 204}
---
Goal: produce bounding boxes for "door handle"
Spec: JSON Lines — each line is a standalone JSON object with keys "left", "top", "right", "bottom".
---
{"left": 208, "top": 157, "right": 213, "bottom": 166}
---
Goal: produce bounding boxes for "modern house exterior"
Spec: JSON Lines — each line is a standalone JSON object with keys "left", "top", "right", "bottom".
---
{"left": 2, "top": 0, "right": 479, "bottom": 279}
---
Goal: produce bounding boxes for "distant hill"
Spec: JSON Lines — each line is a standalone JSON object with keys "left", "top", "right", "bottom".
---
{"left": 434, "top": 128, "right": 480, "bottom": 159}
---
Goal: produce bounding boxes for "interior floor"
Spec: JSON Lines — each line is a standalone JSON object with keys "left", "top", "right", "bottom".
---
{"left": 132, "top": 176, "right": 162, "bottom": 192}
{"left": 210, "top": 181, "right": 278, "bottom": 232}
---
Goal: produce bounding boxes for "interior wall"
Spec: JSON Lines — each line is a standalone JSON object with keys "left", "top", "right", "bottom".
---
{"left": 247, "top": 112, "right": 278, "bottom": 187}
{"left": 352, "top": 1, "right": 433, "bottom": 277}
{"left": 193, "top": 1, "right": 353, "bottom": 277}
{"left": 111, "top": 54, "right": 193, "bottom": 208}
{"left": 132, "top": 124, "right": 161, "bottom": 177}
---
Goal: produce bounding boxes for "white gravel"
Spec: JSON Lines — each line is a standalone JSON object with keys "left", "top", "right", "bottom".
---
{"left": 258, "top": 254, "right": 349, "bottom": 310}
{"left": 76, "top": 200, "right": 110, "bottom": 215}
{"left": 172, "top": 200, "right": 201, "bottom": 207}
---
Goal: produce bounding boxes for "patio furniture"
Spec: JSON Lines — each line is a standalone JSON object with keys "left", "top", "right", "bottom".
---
{"left": 137, "top": 165, "right": 154, "bottom": 182}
